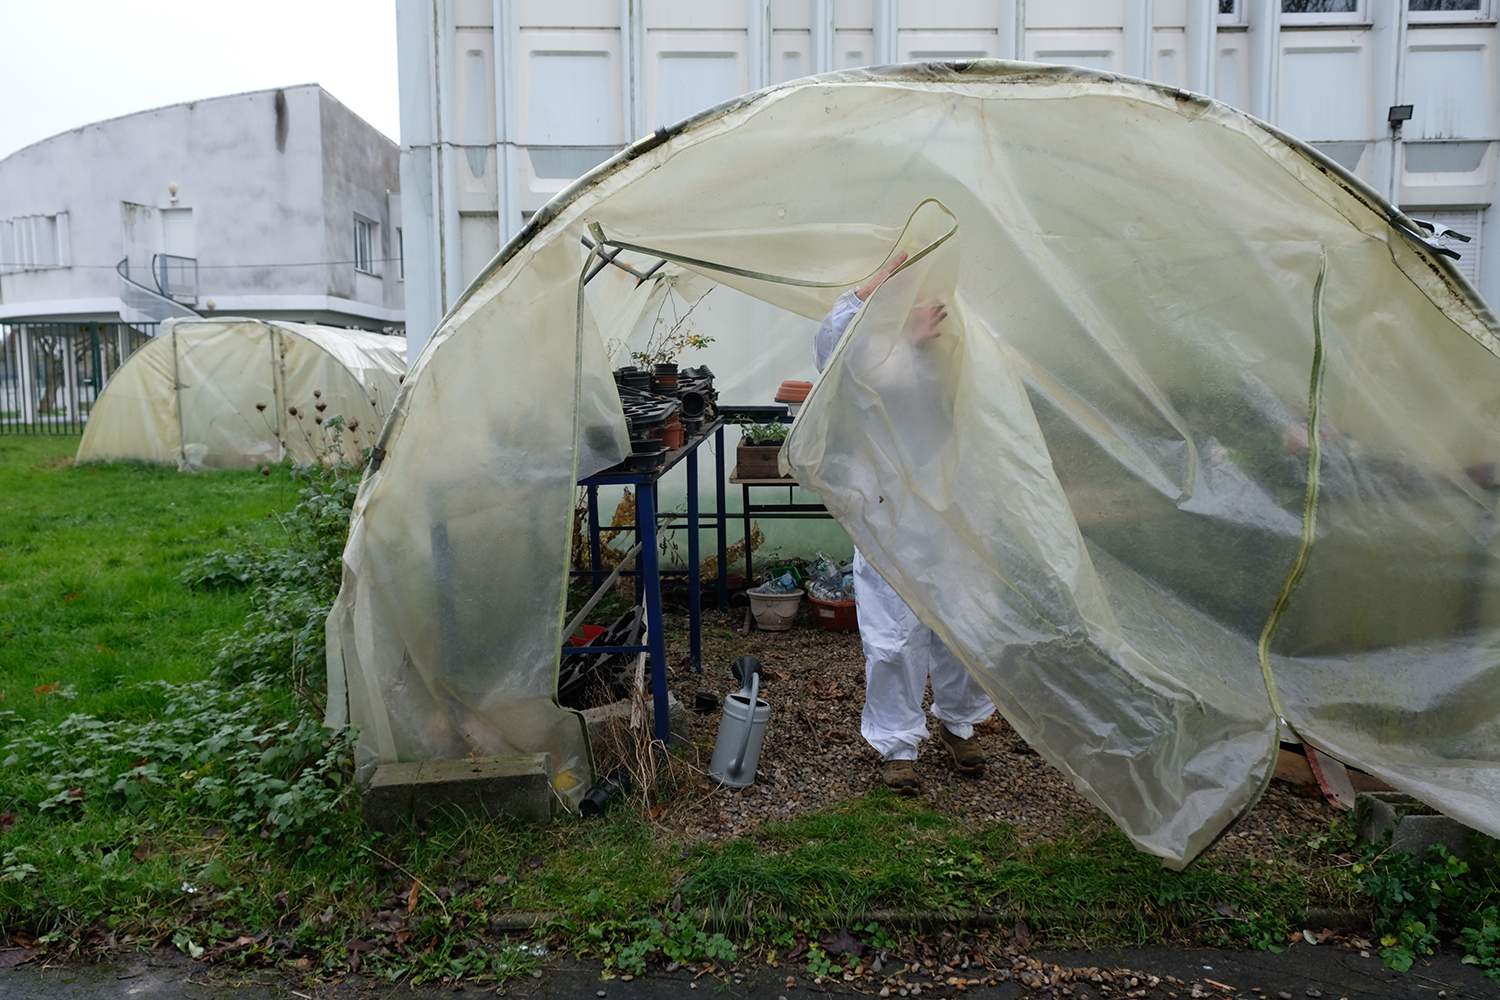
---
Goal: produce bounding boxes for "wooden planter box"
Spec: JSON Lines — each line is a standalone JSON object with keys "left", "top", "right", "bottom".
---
{"left": 736, "top": 443, "right": 786, "bottom": 479}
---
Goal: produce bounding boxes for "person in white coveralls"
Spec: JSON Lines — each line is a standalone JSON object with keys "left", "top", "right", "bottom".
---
{"left": 812, "top": 254, "right": 996, "bottom": 794}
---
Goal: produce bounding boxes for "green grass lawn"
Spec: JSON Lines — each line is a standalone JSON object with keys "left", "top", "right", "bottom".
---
{"left": 0, "top": 435, "right": 288, "bottom": 722}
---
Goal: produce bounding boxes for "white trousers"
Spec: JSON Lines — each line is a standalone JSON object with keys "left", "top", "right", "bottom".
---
{"left": 854, "top": 551, "right": 995, "bottom": 761}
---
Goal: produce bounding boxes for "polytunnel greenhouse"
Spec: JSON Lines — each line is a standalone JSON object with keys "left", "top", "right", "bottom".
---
{"left": 77, "top": 318, "right": 406, "bottom": 471}
{"left": 326, "top": 62, "right": 1500, "bottom": 868}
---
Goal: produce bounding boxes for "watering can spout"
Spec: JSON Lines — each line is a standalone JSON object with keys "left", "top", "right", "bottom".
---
{"left": 732, "top": 655, "right": 762, "bottom": 685}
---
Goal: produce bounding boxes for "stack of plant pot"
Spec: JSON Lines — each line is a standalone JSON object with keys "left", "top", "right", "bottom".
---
{"left": 609, "top": 363, "right": 720, "bottom": 473}
{"left": 675, "top": 365, "right": 717, "bottom": 436}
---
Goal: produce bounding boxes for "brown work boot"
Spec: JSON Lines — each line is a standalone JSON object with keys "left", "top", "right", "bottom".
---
{"left": 937, "top": 723, "right": 986, "bottom": 775}
{"left": 881, "top": 759, "right": 922, "bottom": 796}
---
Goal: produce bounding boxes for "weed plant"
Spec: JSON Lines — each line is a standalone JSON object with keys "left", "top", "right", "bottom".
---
{"left": 182, "top": 419, "right": 360, "bottom": 712}
{"left": 1311, "top": 810, "right": 1500, "bottom": 979}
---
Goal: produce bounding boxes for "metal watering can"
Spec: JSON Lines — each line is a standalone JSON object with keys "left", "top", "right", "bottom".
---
{"left": 709, "top": 656, "right": 772, "bottom": 787}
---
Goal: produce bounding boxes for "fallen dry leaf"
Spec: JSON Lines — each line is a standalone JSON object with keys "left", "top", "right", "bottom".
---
{"left": 0, "top": 812, "right": 17, "bottom": 834}
{"left": 0, "top": 948, "right": 36, "bottom": 969}
{"left": 131, "top": 843, "right": 153, "bottom": 862}
{"left": 1009, "top": 920, "right": 1031, "bottom": 949}
{"left": 33, "top": 684, "right": 59, "bottom": 695}
{"left": 407, "top": 879, "right": 421, "bottom": 911}
{"left": 821, "top": 927, "right": 864, "bottom": 957}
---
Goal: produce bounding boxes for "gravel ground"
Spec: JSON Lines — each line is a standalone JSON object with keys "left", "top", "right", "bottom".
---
{"left": 632, "top": 601, "right": 1340, "bottom": 859}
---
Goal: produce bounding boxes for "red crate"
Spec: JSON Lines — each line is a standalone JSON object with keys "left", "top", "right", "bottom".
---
{"left": 809, "top": 596, "right": 858, "bottom": 633}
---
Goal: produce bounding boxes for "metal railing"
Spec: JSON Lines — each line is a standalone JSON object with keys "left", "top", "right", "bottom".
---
{"left": 117, "top": 258, "right": 199, "bottom": 324}
{"left": 154, "top": 253, "right": 199, "bottom": 303}
{"left": 0, "top": 321, "right": 158, "bottom": 435}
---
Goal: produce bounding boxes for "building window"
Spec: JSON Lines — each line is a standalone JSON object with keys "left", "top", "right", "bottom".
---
{"left": 1218, "top": 0, "right": 1243, "bottom": 23}
{"left": 396, "top": 227, "right": 404, "bottom": 281}
{"left": 1281, "top": 0, "right": 1364, "bottom": 23}
{"left": 354, "top": 216, "right": 376, "bottom": 274}
{"left": 0, "top": 212, "right": 70, "bottom": 273}
{"left": 1409, "top": 0, "right": 1490, "bottom": 22}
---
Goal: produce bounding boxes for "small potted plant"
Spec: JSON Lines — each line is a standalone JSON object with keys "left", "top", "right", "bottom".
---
{"left": 737, "top": 422, "right": 789, "bottom": 478}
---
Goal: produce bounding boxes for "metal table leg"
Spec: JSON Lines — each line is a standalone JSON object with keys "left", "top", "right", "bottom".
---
{"left": 742, "top": 482, "right": 754, "bottom": 585}
{"left": 638, "top": 484, "right": 671, "bottom": 747}
{"left": 687, "top": 447, "right": 702, "bottom": 673}
{"left": 587, "top": 484, "right": 602, "bottom": 593}
{"left": 715, "top": 425, "right": 728, "bottom": 611}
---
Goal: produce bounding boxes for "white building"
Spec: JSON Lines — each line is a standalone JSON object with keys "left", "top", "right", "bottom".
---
{"left": 397, "top": 0, "right": 1499, "bottom": 356}
{"left": 0, "top": 84, "right": 405, "bottom": 331}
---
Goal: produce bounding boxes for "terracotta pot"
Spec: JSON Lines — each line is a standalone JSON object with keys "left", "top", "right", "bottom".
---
{"left": 774, "top": 380, "right": 812, "bottom": 403}
{"left": 652, "top": 416, "right": 685, "bottom": 450}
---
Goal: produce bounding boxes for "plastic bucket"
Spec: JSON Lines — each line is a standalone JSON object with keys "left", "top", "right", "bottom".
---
{"left": 748, "top": 588, "right": 802, "bottom": 631}
{"left": 568, "top": 624, "right": 608, "bottom": 647}
{"left": 809, "top": 596, "right": 858, "bottom": 633}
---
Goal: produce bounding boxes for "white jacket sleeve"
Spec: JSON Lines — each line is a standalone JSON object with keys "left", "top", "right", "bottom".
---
{"left": 814, "top": 290, "right": 863, "bottom": 373}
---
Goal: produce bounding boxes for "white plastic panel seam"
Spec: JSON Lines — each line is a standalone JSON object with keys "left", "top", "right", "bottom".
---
{"left": 1124, "top": 0, "right": 1154, "bottom": 78}
{"left": 1245, "top": 0, "right": 1281, "bottom": 124}
{"left": 1184, "top": 0, "right": 1216, "bottom": 94}
{"left": 811, "top": 0, "right": 835, "bottom": 73}
{"left": 748, "top": 0, "right": 771, "bottom": 89}
{"left": 493, "top": 0, "right": 523, "bottom": 242}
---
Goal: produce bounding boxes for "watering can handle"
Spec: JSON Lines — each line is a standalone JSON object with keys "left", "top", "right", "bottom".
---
{"left": 727, "top": 672, "right": 760, "bottom": 779}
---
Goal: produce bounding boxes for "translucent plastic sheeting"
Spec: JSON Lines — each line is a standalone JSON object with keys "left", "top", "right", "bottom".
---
{"left": 328, "top": 63, "right": 1500, "bottom": 863}
{"left": 78, "top": 319, "right": 406, "bottom": 471}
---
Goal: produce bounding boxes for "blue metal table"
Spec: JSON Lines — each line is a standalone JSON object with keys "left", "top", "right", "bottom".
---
{"left": 565, "top": 418, "right": 730, "bottom": 746}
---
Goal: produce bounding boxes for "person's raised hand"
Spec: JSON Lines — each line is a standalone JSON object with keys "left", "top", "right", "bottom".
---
{"left": 856, "top": 252, "right": 908, "bottom": 301}
{"left": 907, "top": 302, "right": 948, "bottom": 344}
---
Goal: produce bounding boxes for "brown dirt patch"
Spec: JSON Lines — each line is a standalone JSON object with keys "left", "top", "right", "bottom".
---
{"left": 615, "top": 601, "right": 1339, "bottom": 861}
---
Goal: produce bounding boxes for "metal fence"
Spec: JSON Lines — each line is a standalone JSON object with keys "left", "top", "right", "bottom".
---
{"left": 0, "top": 321, "right": 158, "bottom": 435}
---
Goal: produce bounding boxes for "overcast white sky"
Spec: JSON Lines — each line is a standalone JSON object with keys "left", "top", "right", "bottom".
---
{"left": 0, "top": 0, "right": 400, "bottom": 161}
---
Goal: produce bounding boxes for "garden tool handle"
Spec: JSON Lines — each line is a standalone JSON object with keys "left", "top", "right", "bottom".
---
{"left": 728, "top": 672, "right": 760, "bottom": 779}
